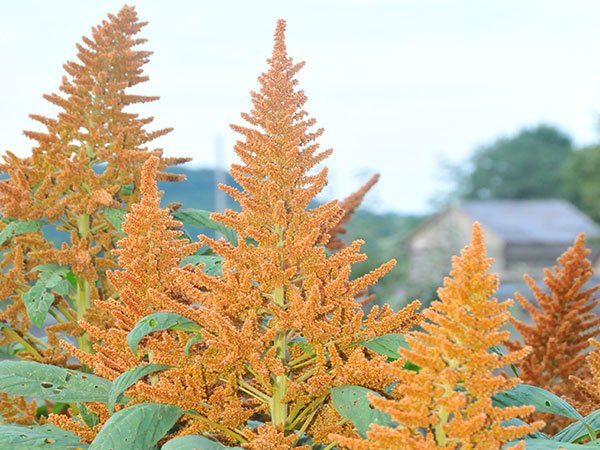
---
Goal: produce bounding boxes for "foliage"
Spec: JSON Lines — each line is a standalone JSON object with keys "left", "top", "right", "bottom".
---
{"left": 449, "top": 125, "right": 573, "bottom": 201}
{"left": 564, "top": 144, "right": 600, "bottom": 223}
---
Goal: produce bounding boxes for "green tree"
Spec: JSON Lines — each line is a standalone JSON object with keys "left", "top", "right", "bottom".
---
{"left": 453, "top": 125, "right": 573, "bottom": 200}
{"left": 564, "top": 144, "right": 600, "bottom": 223}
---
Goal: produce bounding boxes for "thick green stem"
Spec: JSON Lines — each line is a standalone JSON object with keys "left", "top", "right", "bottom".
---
{"left": 271, "top": 286, "right": 288, "bottom": 427}
{"left": 186, "top": 411, "right": 246, "bottom": 443}
{"left": 75, "top": 214, "right": 93, "bottom": 355}
{"left": 3, "top": 328, "right": 43, "bottom": 360}
{"left": 434, "top": 385, "right": 452, "bottom": 446}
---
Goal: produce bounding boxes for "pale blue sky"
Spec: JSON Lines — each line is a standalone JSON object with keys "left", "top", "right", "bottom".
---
{"left": 1, "top": 1, "right": 600, "bottom": 213}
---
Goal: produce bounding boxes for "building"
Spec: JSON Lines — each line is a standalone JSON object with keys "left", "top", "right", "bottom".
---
{"left": 408, "top": 199, "right": 600, "bottom": 288}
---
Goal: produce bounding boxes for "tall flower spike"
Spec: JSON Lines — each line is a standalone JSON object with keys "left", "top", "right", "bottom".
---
{"left": 155, "top": 19, "right": 421, "bottom": 446}
{"left": 326, "top": 173, "right": 380, "bottom": 251}
{"left": 50, "top": 156, "right": 200, "bottom": 442}
{"left": 334, "top": 223, "right": 544, "bottom": 449}
{"left": 0, "top": 5, "right": 187, "bottom": 221}
{"left": 0, "top": 4, "right": 187, "bottom": 356}
{"left": 507, "top": 233, "right": 600, "bottom": 433}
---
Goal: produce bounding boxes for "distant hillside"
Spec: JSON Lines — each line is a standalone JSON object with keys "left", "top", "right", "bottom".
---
{"left": 159, "top": 166, "right": 239, "bottom": 211}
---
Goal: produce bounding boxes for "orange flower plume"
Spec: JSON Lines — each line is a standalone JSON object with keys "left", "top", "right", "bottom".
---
{"left": 334, "top": 223, "right": 543, "bottom": 449}
{"left": 0, "top": 4, "right": 188, "bottom": 424}
{"left": 327, "top": 174, "right": 380, "bottom": 251}
{"left": 55, "top": 20, "right": 420, "bottom": 447}
{"left": 507, "top": 233, "right": 600, "bottom": 432}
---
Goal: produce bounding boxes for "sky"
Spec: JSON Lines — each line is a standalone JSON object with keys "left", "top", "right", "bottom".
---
{"left": 1, "top": 1, "right": 600, "bottom": 214}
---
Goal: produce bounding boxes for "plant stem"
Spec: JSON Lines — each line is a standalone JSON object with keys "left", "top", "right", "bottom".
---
{"left": 3, "top": 327, "right": 43, "bottom": 360}
{"left": 75, "top": 214, "right": 93, "bottom": 355}
{"left": 186, "top": 411, "right": 246, "bottom": 444}
{"left": 270, "top": 223, "right": 289, "bottom": 429}
{"left": 271, "top": 287, "right": 288, "bottom": 427}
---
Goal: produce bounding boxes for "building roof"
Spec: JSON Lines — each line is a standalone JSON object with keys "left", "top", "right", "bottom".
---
{"left": 462, "top": 199, "right": 600, "bottom": 244}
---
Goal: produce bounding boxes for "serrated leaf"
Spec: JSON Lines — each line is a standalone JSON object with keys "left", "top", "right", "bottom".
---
{"left": 0, "top": 360, "right": 111, "bottom": 403}
{"left": 22, "top": 264, "right": 71, "bottom": 327}
{"left": 108, "top": 364, "right": 172, "bottom": 413}
{"left": 89, "top": 403, "right": 182, "bottom": 450}
{"left": 161, "top": 435, "right": 244, "bottom": 450}
{"left": 127, "top": 312, "right": 201, "bottom": 356}
{"left": 331, "top": 385, "right": 395, "bottom": 437}
{"left": 0, "top": 423, "right": 88, "bottom": 449}
{"left": 180, "top": 255, "right": 223, "bottom": 276}
{"left": 553, "top": 408, "right": 600, "bottom": 443}
{"left": 0, "top": 220, "right": 43, "bottom": 246}
{"left": 359, "top": 333, "right": 419, "bottom": 371}
{"left": 172, "top": 209, "right": 237, "bottom": 245}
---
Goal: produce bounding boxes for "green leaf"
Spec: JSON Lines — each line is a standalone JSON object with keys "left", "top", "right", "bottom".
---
{"left": 120, "top": 183, "right": 134, "bottom": 196}
{"left": 358, "top": 333, "right": 419, "bottom": 371}
{"left": 0, "top": 423, "right": 88, "bottom": 449}
{"left": 127, "top": 312, "right": 201, "bottom": 356}
{"left": 331, "top": 385, "right": 395, "bottom": 437}
{"left": 0, "top": 360, "right": 111, "bottom": 403}
{"left": 0, "top": 342, "right": 23, "bottom": 360}
{"left": 493, "top": 384, "right": 585, "bottom": 422}
{"left": 172, "top": 209, "right": 237, "bottom": 245}
{"left": 553, "top": 408, "right": 600, "bottom": 443}
{"left": 22, "top": 264, "right": 71, "bottom": 327}
{"left": 506, "top": 439, "right": 600, "bottom": 449}
{"left": 162, "top": 435, "right": 243, "bottom": 449}
{"left": 89, "top": 403, "right": 182, "bottom": 450}
{"left": 78, "top": 402, "right": 100, "bottom": 428}
{"left": 108, "top": 364, "right": 172, "bottom": 413}
{"left": 65, "top": 271, "right": 78, "bottom": 288}
{"left": 104, "top": 208, "right": 126, "bottom": 235}
{"left": 0, "top": 220, "right": 43, "bottom": 246}
{"left": 184, "top": 334, "right": 203, "bottom": 355}
{"left": 180, "top": 255, "right": 223, "bottom": 276}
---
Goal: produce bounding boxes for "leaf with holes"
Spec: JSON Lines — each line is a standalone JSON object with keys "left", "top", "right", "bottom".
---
{"left": 0, "top": 423, "right": 88, "bottom": 449}
{"left": 22, "top": 264, "right": 72, "bottom": 327}
{"left": 493, "top": 384, "right": 586, "bottom": 423}
{"left": 161, "top": 435, "right": 244, "bottom": 449}
{"left": 180, "top": 255, "right": 223, "bottom": 276}
{"left": 331, "top": 385, "right": 395, "bottom": 437}
{"left": 358, "top": 333, "right": 419, "bottom": 371}
{"left": 172, "top": 209, "right": 237, "bottom": 245}
{"left": 0, "top": 360, "right": 111, "bottom": 403}
{"left": 0, "top": 219, "right": 43, "bottom": 246}
{"left": 89, "top": 403, "right": 182, "bottom": 450}
{"left": 127, "top": 312, "right": 201, "bottom": 356}
{"left": 108, "top": 364, "right": 172, "bottom": 413}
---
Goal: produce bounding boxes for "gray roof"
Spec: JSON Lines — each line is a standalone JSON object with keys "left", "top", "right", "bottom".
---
{"left": 462, "top": 199, "right": 600, "bottom": 244}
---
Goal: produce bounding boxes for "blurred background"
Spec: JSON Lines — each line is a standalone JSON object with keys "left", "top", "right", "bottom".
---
{"left": 2, "top": 1, "right": 600, "bottom": 309}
